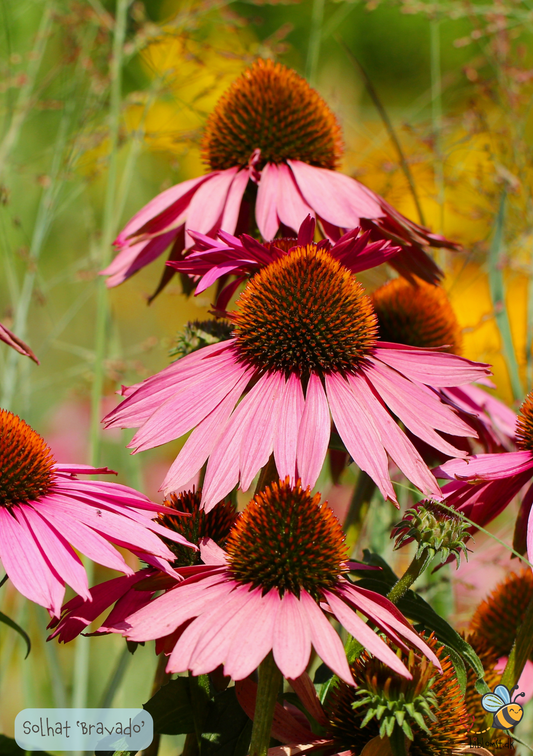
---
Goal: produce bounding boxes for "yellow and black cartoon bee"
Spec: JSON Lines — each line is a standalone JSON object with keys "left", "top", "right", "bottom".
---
{"left": 481, "top": 684, "right": 525, "bottom": 730}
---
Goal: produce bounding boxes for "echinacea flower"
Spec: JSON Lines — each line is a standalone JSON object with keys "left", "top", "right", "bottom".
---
{"left": 435, "top": 391, "right": 533, "bottom": 560}
{"left": 0, "top": 322, "right": 38, "bottom": 363}
{"left": 371, "top": 276, "right": 516, "bottom": 454}
{"left": 48, "top": 488, "right": 238, "bottom": 642}
{"left": 115, "top": 480, "right": 442, "bottom": 684}
{"left": 102, "top": 59, "right": 459, "bottom": 295}
{"left": 0, "top": 409, "right": 195, "bottom": 616}
{"left": 104, "top": 231, "right": 490, "bottom": 510}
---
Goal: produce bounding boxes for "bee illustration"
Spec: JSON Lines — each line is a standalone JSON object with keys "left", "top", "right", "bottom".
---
{"left": 481, "top": 684, "right": 525, "bottom": 730}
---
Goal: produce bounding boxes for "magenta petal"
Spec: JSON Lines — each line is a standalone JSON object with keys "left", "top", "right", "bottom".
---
{"left": 186, "top": 167, "right": 239, "bottom": 238}
{"left": 374, "top": 346, "right": 491, "bottom": 387}
{"left": 348, "top": 372, "right": 440, "bottom": 497}
{"left": 276, "top": 164, "right": 315, "bottom": 232}
{"left": 325, "top": 372, "right": 397, "bottom": 503}
{"left": 288, "top": 161, "right": 383, "bottom": 226}
{"left": 272, "top": 591, "right": 312, "bottom": 680}
{"left": 256, "top": 163, "right": 281, "bottom": 240}
{"left": 324, "top": 590, "right": 411, "bottom": 678}
{"left": 0, "top": 322, "right": 39, "bottom": 363}
{"left": 162, "top": 370, "right": 251, "bottom": 494}
{"left": 274, "top": 374, "right": 305, "bottom": 483}
{"left": 240, "top": 372, "right": 285, "bottom": 490}
{"left": 298, "top": 590, "right": 354, "bottom": 685}
{"left": 436, "top": 451, "right": 533, "bottom": 481}
{"left": 296, "top": 375, "right": 331, "bottom": 488}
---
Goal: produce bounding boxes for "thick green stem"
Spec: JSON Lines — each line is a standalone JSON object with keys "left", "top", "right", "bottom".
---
{"left": 249, "top": 652, "right": 282, "bottom": 756}
{"left": 142, "top": 654, "right": 171, "bottom": 756}
{"left": 343, "top": 471, "right": 376, "bottom": 555}
{"left": 387, "top": 552, "right": 432, "bottom": 605}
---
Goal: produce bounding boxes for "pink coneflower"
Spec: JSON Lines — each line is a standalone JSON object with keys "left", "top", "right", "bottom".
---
{"left": 0, "top": 322, "right": 38, "bottom": 363}
{"left": 435, "top": 391, "right": 533, "bottom": 559}
{"left": 102, "top": 59, "right": 458, "bottom": 295}
{"left": 0, "top": 409, "right": 195, "bottom": 617}
{"left": 115, "top": 480, "right": 442, "bottom": 684}
{"left": 104, "top": 235, "right": 490, "bottom": 510}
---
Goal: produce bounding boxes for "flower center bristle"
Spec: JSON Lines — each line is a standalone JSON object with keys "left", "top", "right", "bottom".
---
{"left": 232, "top": 245, "right": 377, "bottom": 377}
{"left": 0, "top": 409, "right": 55, "bottom": 507}
{"left": 158, "top": 489, "right": 238, "bottom": 567}
{"left": 516, "top": 393, "right": 533, "bottom": 451}
{"left": 201, "top": 59, "right": 343, "bottom": 171}
{"left": 371, "top": 278, "right": 462, "bottom": 354}
{"left": 226, "top": 478, "right": 347, "bottom": 598}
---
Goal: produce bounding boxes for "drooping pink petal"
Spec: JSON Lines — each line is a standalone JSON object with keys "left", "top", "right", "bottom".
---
{"left": 185, "top": 167, "right": 239, "bottom": 238}
{"left": 199, "top": 538, "right": 227, "bottom": 566}
{"left": 436, "top": 451, "right": 533, "bottom": 481}
{"left": 0, "top": 506, "right": 64, "bottom": 616}
{"left": 288, "top": 161, "right": 383, "bottom": 226}
{"left": 288, "top": 674, "right": 328, "bottom": 726}
{"left": 272, "top": 591, "right": 312, "bottom": 680}
{"left": 223, "top": 589, "right": 280, "bottom": 679}
{"left": 161, "top": 369, "right": 251, "bottom": 494}
{"left": 324, "top": 590, "right": 412, "bottom": 679}
{"left": 256, "top": 162, "right": 281, "bottom": 240}
{"left": 274, "top": 374, "right": 305, "bottom": 483}
{"left": 240, "top": 371, "right": 285, "bottom": 490}
{"left": 276, "top": 164, "right": 315, "bottom": 232}
{"left": 298, "top": 590, "right": 354, "bottom": 685}
{"left": 296, "top": 374, "right": 331, "bottom": 488}
{"left": 374, "top": 345, "right": 491, "bottom": 387}
{"left": 325, "top": 372, "right": 397, "bottom": 503}
{"left": 103, "top": 229, "right": 181, "bottom": 287}
{"left": 348, "top": 372, "right": 441, "bottom": 497}
{"left": 0, "top": 322, "right": 39, "bottom": 363}
{"left": 220, "top": 168, "right": 250, "bottom": 233}
{"left": 18, "top": 506, "right": 90, "bottom": 601}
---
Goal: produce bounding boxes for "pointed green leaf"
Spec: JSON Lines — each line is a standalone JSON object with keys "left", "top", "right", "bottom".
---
{"left": 0, "top": 611, "right": 31, "bottom": 658}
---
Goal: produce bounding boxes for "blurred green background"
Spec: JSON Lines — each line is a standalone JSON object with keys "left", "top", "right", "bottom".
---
{"left": 1, "top": 0, "right": 533, "bottom": 751}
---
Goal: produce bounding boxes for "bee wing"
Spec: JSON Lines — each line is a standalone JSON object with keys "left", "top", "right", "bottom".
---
{"left": 494, "top": 685, "right": 511, "bottom": 704}
{"left": 481, "top": 693, "right": 504, "bottom": 712}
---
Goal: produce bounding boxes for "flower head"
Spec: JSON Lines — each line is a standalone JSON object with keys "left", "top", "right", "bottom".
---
{"left": 115, "top": 479, "right": 442, "bottom": 684}
{"left": 102, "top": 60, "right": 459, "bottom": 295}
{"left": 0, "top": 409, "right": 194, "bottom": 616}
{"left": 105, "top": 235, "right": 490, "bottom": 510}
{"left": 393, "top": 500, "right": 470, "bottom": 567}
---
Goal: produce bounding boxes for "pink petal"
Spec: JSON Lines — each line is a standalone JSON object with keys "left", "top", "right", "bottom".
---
{"left": 103, "top": 228, "right": 181, "bottom": 286}
{"left": 325, "top": 372, "right": 397, "bottom": 503}
{"left": 223, "top": 589, "right": 280, "bottom": 679}
{"left": 186, "top": 167, "right": 239, "bottom": 238}
{"left": 296, "top": 375, "right": 331, "bottom": 488}
{"left": 298, "top": 590, "right": 354, "bottom": 685}
{"left": 288, "top": 161, "right": 383, "bottom": 226}
{"left": 0, "top": 506, "right": 64, "bottom": 616}
{"left": 256, "top": 163, "right": 281, "bottom": 240}
{"left": 274, "top": 374, "right": 305, "bottom": 483}
{"left": 276, "top": 164, "right": 315, "bottom": 232}
{"left": 0, "top": 323, "right": 39, "bottom": 363}
{"left": 348, "top": 372, "right": 440, "bottom": 496}
{"left": 220, "top": 169, "right": 250, "bottom": 233}
{"left": 161, "top": 369, "right": 251, "bottom": 494}
{"left": 240, "top": 371, "right": 285, "bottom": 489}
{"left": 436, "top": 451, "right": 533, "bottom": 481}
{"left": 272, "top": 591, "right": 312, "bottom": 680}
{"left": 324, "top": 590, "right": 411, "bottom": 678}
{"left": 374, "top": 346, "right": 491, "bottom": 387}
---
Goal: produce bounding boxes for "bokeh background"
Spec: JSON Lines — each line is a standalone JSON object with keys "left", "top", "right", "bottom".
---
{"left": 1, "top": 0, "right": 533, "bottom": 751}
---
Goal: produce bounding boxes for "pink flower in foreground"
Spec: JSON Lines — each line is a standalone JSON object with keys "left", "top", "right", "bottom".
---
{"left": 0, "top": 322, "right": 38, "bottom": 363}
{"left": 115, "top": 481, "right": 442, "bottom": 684}
{"left": 102, "top": 59, "right": 458, "bottom": 295}
{"left": 435, "top": 392, "right": 533, "bottom": 562}
{"left": 0, "top": 409, "right": 195, "bottom": 616}
{"left": 104, "top": 235, "right": 490, "bottom": 511}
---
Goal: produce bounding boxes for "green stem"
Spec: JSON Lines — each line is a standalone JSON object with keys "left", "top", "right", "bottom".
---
{"left": 387, "top": 552, "right": 432, "bottom": 605}
{"left": 306, "top": 0, "right": 325, "bottom": 86}
{"left": 430, "top": 18, "right": 444, "bottom": 237}
{"left": 142, "top": 654, "right": 171, "bottom": 756}
{"left": 389, "top": 726, "right": 409, "bottom": 756}
{"left": 343, "top": 471, "right": 376, "bottom": 555}
{"left": 249, "top": 652, "right": 282, "bottom": 756}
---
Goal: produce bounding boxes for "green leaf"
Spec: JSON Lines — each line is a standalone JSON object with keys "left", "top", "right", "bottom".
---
{"left": 0, "top": 611, "right": 31, "bottom": 658}
{"left": 0, "top": 734, "right": 51, "bottom": 756}
{"left": 201, "top": 688, "right": 252, "bottom": 756}
{"left": 142, "top": 678, "right": 194, "bottom": 735}
{"left": 439, "top": 643, "right": 467, "bottom": 697}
